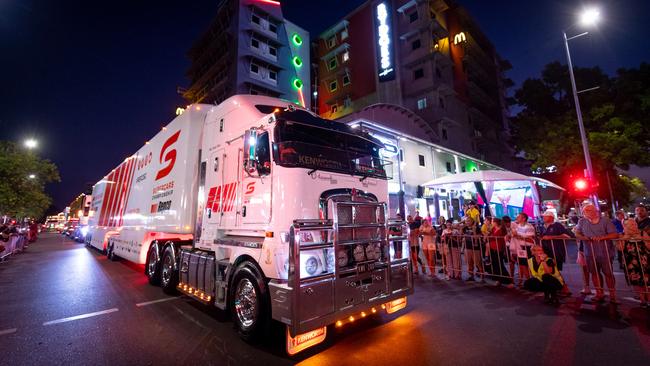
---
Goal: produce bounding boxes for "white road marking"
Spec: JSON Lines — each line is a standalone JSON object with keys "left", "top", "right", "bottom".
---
{"left": 0, "top": 328, "right": 17, "bottom": 336}
{"left": 623, "top": 297, "right": 641, "bottom": 304}
{"left": 42, "top": 308, "right": 119, "bottom": 326}
{"left": 135, "top": 297, "right": 180, "bottom": 307}
{"left": 173, "top": 306, "right": 206, "bottom": 329}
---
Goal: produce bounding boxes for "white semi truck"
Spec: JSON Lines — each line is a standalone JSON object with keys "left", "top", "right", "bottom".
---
{"left": 87, "top": 95, "right": 413, "bottom": 354}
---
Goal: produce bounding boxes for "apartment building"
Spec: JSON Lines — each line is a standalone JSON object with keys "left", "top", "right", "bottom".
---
{"left": 184, "top": 0, "right": 310, "bottom": 108}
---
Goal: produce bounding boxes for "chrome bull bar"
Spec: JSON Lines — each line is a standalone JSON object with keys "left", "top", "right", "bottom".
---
{"left": 274, "top": 201, "right": 413, "bottom": 337}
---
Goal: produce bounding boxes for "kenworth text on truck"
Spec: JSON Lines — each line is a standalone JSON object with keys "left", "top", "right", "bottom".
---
{"left": 86, "top": 95, "right": 413, "bottom": 355}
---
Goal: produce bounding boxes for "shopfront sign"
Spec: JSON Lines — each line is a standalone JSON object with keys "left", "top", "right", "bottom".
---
{"left": 374, "top": 2, "right": 395, "bottom": 82}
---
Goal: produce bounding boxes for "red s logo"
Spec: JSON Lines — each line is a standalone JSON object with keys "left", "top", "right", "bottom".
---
{"left": 155, "top": 130, "right": 180, "bottom": 180}
{"left": 244, "top": 182, "right": 255, "bottom": 195}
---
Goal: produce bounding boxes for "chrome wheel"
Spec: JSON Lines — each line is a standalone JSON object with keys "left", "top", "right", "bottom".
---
{"left": 161, "top": 253, "right": 173, "bottom": 286}
{"left": 234, "top": 278, "right": 257, "bottom": 328}
{"left": 147, "top": 249, "right": 159, "bottom": 277}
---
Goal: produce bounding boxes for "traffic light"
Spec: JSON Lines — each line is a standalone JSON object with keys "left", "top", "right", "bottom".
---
{"left": 574, "top": 178, "right": 588, "bottom": 191}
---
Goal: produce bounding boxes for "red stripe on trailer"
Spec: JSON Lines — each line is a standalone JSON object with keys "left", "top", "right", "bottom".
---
{"left": 206, "top": 187, "right": 217, "bottom": 212}
{"left": 108, "top": 164, "right": 126, "bottom": 227}
{"left": 114, "top": 159, "right": 131, "bottom": 227}
{"left": 99, "top": 171, "right": 115, "bottom": 226}
{"left": 219, "top": 184, "right": 230, "bottom": 213}
{"left": 214, "top": 185, "right": 223, "bottom": 212}
{"left": 225, "top": 182, "right": 237, "bottom": 212}
{"left": 119, "top": 158, "right": 137, "bottom": 226}
{"left": 118, "top": 158, "right": 134, "bottom": 226}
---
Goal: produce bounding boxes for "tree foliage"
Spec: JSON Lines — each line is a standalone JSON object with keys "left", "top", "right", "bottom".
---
{"left": 0, "top": 141, "right": 60, "bottom": 219}
{"left": 512, "top": 62, "right": 650, "bottom": 207}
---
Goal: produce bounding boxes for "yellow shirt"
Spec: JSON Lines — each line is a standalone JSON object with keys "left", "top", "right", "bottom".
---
{"left": 467, "top": 207, "right": 480, "bottom": 224}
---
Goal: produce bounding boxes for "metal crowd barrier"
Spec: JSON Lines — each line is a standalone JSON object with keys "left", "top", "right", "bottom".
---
{"left": 0, "top": 234, "right": 27, "bottom": 261}
{"left": 410, "top": 233, "right": 649, "bottom": 299}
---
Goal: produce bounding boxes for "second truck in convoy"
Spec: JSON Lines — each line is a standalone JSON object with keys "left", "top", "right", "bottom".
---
{"left": 87, "top": 95, "right": 413, "bottom": 354}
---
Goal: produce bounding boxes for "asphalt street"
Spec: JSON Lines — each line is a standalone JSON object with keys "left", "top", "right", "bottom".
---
{"left": 0, "top": 233, "right": 649, "bottom": 365}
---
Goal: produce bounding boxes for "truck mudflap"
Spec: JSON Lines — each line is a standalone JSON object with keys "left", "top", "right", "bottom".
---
{"left": 270, "top": 201, "right": 413, "bottom": 354}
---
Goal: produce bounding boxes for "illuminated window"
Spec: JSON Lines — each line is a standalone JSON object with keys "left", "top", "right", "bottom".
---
{"left": 329, "top": 80, "right": 338, "bottom": 92}
{"left": 342, "top": 51, "right": 350, "bottom": 62}
{"left": 341, "top": 29, "right": 348, "bottom": 40}
{"left": 252, "top": 14, "right": 261, "bottom": 25}
{"left": 414, "top": 68, "right": 424, "bottom": 80}
{"left": 342, "top": 74, "right": 350, "bottom": 86}
{"left": 250, "top": 63, "right": 259, "bottom": 74}
{"left": 331, "top": 104, "right": 338, "bottom": 114}
{"left": 418, "top": 154, "right": 425, "bottom": 167}
{"left": 411, "top": 39, "right": 421, "bottom": 50}
{"left": 409, "top": 11, "right": 418, "bottom": 23}
{"left": 327, "top": 36, "right": 336, "bottom": 48}
{"left": 417, "top": 97, "right": 427, "bottom": 110}
{"left": 269, "top": 46, "right": 277, "bottom": 57}
{"left": 251, "top": 38, "right": 259, "bottom": 49}
{"left": 328, "top": 57, "right": 337, "bottom": 70}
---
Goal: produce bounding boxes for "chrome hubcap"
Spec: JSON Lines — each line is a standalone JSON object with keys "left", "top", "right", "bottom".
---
{"left": 147, "top": 250, "right": 158, "bottom": 277}
{"left": 162, "top": 254, "right": 172, "bottom": 285}
{"left": 234, "top": 279, "right": 257, "bottom": 328}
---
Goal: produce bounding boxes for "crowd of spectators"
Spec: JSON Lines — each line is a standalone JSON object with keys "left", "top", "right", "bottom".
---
{"left": 398, "top": 203, "right": 650, "bottom": 307}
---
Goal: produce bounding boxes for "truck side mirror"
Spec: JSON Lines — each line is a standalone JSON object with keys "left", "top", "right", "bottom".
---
{"left": 243, "top": 129, "right": 259, "bottom": 175}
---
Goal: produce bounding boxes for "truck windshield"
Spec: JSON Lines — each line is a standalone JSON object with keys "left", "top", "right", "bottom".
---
{"left": 272, "top": 120, "right": 392, "bottom": 180}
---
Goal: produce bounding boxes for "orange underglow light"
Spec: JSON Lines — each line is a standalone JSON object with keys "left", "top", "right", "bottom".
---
{"left": 385, "top": 297, "right": 407, "bottom": 314}
{"left": 336, "top": 320, "right": 343, "bottom": 327}
{"left": 371, "top": 307, "right": 377, "bottom": 313}
{"left": 361, "top": 312, "right": 366, "bottom": 318}
{"left": 286, "top": 326, "right": 327, "bottom": 355}
{"left": 349, "top": 316, "right": 355, "bottom": 322}
{"left": 273, "top": 108, "right": 281, "bottom": 113}
{"left": 265, "top": 231, "right": 274, "bottom": 238}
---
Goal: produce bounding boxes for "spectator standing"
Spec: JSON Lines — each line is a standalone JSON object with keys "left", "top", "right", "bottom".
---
{"left": 612, "top": 210, "right": 626, "bottom": 269}
{"left": 420, "top": 219, "right": 437, "bottom": 277}
{"left": 502, "top": 215, "right": 517, "bottom": 288}
{"left": 441, "top": 222, "right": 454, "bottom": 280}
{"left": 407, "top": 215, "right": 422, "bottom": 275}
{"left": 389, "top": 213, "right": 404, "bottom": 260}
{"left": 436, "top": 217, "right": 447, "bottom": 275}
{"left": 463, "top": 218, "right": 484, "bottom": 282}
{"left": 510, "top": 213, "right": 536, "bottom": 287}
{"left": 574, "top": 204, "right": 620, "bottom": 303}
{"left": 485, "top": 218, "right": 512, "bottom": 285}
{"left": 621, "top": 205, "right": 650, "bottom": 307}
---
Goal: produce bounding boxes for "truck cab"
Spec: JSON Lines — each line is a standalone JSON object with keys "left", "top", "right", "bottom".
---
{"left": 143, "top": 96, "right": 413, "bottom": 354}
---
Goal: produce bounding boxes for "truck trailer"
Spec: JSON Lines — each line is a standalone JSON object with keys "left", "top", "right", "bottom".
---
{"left": 87, "top": 95, "right": 413, "bottom": 354}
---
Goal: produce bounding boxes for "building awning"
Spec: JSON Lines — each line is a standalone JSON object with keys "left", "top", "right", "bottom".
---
{"left": 320, "top": 20, "right": 349, "bottom": 40}
{"left": 320, "top": 42, "right": 350, "bottom": 61}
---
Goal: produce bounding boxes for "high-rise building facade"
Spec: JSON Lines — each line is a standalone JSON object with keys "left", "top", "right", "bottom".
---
{"left": 184, "top": 0, "right": 310, "bottom": 109}
{"left": 315, "top": 0, "right": 515, "bottom": 170}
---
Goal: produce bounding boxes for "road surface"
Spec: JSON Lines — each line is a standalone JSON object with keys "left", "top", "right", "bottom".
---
{"left": 0, "top": 233, "right": 648, "bottom": 365}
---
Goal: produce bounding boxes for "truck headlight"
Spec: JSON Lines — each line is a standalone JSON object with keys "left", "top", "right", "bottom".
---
{"left": 300, "top": 251, "right": 323, "bottom": 278}
{"left": 305, "top": 256, "right": 319, "bottom": 276}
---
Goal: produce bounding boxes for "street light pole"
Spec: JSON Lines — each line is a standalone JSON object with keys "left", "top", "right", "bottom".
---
{"left": 563, "top": 30, "right": 599, "bottom": 208}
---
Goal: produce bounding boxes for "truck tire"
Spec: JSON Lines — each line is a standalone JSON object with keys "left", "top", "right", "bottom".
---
{"left": 145, "top": 245, "right": 161, "bottom": 286}
{"left": 160, "top": 245, "right": 179, "bottom": 295}
{"left": 107, "top": 242, "right": 118, "bottom": 261}
{"left": 229, "top": 262, "right": 270, "bottom": 342}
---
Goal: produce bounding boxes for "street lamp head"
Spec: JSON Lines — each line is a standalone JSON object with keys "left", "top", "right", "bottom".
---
{"left": 24, "top": 138, "right": 38, "bottom": 149}
{"left": 579, "top": 7, "right": 601, "bottom": 27}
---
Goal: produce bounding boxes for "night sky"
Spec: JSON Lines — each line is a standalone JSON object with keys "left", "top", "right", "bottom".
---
{"left": 2, "top": 0, "right": 649, "bottom": 211}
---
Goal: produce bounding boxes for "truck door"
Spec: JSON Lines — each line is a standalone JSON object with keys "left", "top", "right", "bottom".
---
{"left": 240, "top": 130, "right": 272, "bottom": 225}
{"left": 204, "top": 149, "right": 226, "bottom": 234}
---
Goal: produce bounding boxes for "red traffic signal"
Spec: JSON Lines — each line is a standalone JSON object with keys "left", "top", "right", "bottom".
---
{"left": 574, "top": 178, "right": 588, "bottom": 190}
